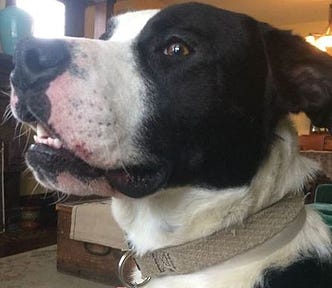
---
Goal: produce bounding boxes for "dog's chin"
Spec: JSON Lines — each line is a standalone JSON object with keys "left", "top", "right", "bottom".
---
{"left": 26, "top": 143, "right": 169, "bottom": 198}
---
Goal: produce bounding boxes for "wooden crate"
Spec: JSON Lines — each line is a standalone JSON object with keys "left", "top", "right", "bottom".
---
{"left": 299, "top": 134, "right": 332, "bottom": 151}
{"left": 56, "top": 202, "right": 133, "bottom": 286}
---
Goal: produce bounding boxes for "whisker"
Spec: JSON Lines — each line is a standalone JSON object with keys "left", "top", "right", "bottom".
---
{"left": 22, "top": 128, "right": 32, "bottom": 152}
{"left": 0, "top": 88, "right": 9, "bottom": 97}
{"left": 14, "top": 122, "right": 22, "bottom": 139}
{"left": 23, "top": 167, "right": 31, "bottom": 176}
{"left": 42, "top": 188, "right": 52, "bottom": 200}
{"left": 14, "top": 125, "right": 30, "bottom": 140}
{"left": 31, "top": 182, "right": 41, "bottom": 195}
{"left": 50, "top": 191, "right": 70, "bottom": 205}
{"left": 1, "top": 104, "right": 13, "bottom": 125}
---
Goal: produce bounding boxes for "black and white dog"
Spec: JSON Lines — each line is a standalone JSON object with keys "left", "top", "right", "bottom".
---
{"left": 9, "top": 2, "right": 332, "bottom": 287}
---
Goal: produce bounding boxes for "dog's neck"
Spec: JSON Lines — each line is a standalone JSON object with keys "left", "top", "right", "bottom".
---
{"left": 112, "top": 119, "right": 318, "bottom": 255}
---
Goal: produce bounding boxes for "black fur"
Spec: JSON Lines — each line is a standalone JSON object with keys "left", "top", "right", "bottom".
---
{"left": 257, "top": 257, "right": 332, "bottom": 288}
{"left": 134, "top": 3, "right": 271, "bottom": 193}
{"left": 133, "top": 2, "right": 332, "bottom": 195}
{"left": 262, "top": 28, "right": 332, "bottom": 130}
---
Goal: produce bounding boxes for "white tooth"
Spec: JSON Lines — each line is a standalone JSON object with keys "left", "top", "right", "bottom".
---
{"left": 37, "top": 124, "right": 49, "bottom": 138}
{"left": 37, "top": 138, "right": 47, "bottom": 145}
{"left": 33, "top": 128, "right": 63, "bottom": 150}
{"left": 53, "top": 138, "right": 63, "bottom": 149}
{"left": 33, "top": 135, "right": 44, "bottom": 145}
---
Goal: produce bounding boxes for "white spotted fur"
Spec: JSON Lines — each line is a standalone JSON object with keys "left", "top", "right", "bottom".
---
{"left": 44, "top": 11, "right": 160, "bottom": 172}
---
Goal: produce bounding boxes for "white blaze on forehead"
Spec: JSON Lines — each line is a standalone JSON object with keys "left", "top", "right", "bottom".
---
{"left": 110, "top": 9, "right": 159, "bottom": 42}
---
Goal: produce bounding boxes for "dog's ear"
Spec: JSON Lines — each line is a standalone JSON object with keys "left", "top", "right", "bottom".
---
{"left": 261, "top": 25, "right": 332, "bottom": 131}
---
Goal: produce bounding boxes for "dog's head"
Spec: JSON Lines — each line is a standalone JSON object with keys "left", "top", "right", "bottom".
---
{"left": 10, "top": 2, "right": 332, "bottom": 198}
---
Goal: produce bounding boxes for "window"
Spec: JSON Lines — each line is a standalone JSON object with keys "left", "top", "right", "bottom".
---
{"left": 16, "top": 0, "right": 64, "bottom": 38}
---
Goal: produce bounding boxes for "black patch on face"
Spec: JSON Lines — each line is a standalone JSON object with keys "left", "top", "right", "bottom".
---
{"left": 13, "top": 85, "right": 51, "bottom": 124}
{"left": 133, "top": 2, "right": 278, "bottom": 193}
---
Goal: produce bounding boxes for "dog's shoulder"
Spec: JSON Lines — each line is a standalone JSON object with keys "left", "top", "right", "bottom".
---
{"left": 257, "top": 256, "right": 332, "bottom": 288}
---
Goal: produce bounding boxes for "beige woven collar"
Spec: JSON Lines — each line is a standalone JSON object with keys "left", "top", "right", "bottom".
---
{"left": 129, "top": 195, "right": 305, "bottom": 280}
{"left": 135, "top": 197, "right": 304, "bottom": 277}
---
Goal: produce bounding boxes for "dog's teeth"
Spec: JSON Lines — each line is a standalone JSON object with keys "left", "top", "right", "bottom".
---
{"left": 33, "top": 135, "right": 63, "bottom": 149}
{"left": 53, "top": 138, "right": 63, "bottom": 149}
{"left": 36, "top": 123, "right": 49, "bottom": 138}
{"left": 34, "top": 123, "right": 63, "bottom": 149}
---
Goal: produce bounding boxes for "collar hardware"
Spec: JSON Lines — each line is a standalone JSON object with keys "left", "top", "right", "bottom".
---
{"left": 118, "top": 250, "right": 151, "bottom": 288}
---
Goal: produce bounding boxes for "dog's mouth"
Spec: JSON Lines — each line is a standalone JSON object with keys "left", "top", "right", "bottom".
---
{"left": 33, "top": 123, "right": 63, "bottom": 149}
{"left": 27, "top": 123, "right": 104, "bottom": 188}
{"left": 26, "top": 123, "right": 169, "bottom": 198}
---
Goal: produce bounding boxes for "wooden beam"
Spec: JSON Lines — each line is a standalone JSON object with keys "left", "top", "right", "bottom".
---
{"left": 64, "top": 0, "right": 87, "bottom": 37}
{"left": 94, "top": 0, "right": 115, "bottom": 38}
{"left": 60, "top": 0, "right": 116, "bottom": 38}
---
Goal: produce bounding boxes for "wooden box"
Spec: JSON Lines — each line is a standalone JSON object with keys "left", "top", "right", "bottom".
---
{"left": 56, "top": 202, "right": 132, "bottom": 286}
{"left": 299, "top": 134, "right": 332, "bottom": 151}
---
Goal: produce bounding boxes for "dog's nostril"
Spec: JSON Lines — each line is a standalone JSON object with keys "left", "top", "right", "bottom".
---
{"left": 11, "top": 38, "right": 71, "bottom": 89}
{"left": 24, "top": 41, "right": 70, "bottom": 73}
{"left": 25, "top": 49, "right": 43, "bottom": 73}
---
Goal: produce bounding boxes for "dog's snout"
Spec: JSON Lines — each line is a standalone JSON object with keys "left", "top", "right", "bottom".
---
{"left": 24, "top": 40, "right": 68, "bottom": 72}
{"left": 12, "top": 37, "right": 70, "bottom": 90}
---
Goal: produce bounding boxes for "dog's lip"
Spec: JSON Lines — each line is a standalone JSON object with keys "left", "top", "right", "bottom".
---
{"left": 27, "top": 142, "right": 170, "bottom": 198}
{"left": 27, "top": 143, "right": 104, "bottom": 177}
{"left": 29, "top": 123, "right": 102, "bottom": 178}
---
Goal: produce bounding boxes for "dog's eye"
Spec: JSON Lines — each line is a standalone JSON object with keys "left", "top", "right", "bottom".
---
{"left": 163, "top": 42, "right": 190, "bottom": 56}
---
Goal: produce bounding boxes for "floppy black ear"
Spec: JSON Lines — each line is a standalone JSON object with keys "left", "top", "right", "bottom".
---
{"left": 262, "top": 25, "right": 332, "bottom": 131}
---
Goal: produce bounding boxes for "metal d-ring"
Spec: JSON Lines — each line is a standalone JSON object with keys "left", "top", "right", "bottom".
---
{"left": 118, "top": 250, "right": 151, "bottom": 288}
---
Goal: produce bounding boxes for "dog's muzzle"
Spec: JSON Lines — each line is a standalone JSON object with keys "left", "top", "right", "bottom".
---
{"left": 11, "top": 37, "right": 70, "bottom": 123}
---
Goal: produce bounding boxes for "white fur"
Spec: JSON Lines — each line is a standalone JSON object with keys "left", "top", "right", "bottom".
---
{"left": 112, "top": 119, "right": 331, "bottom": 287}
{"left": 46, "top": 10, "right": 160, "bottom": 171}
{"left": 110, "top": 10, "right": 159, "bottom": 42}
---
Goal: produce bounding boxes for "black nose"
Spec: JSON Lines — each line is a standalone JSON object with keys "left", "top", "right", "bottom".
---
{"left": 11, "top": 37, "right": 70, "bottom": 90}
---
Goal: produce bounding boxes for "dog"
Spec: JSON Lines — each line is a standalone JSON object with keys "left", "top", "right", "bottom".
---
{"left": 9, "top": 2, "right": 332, "bottom": 287}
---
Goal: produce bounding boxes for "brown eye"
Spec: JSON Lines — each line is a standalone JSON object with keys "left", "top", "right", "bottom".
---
{"left": 163, "top": 43, "right": 190, "bottom": 56}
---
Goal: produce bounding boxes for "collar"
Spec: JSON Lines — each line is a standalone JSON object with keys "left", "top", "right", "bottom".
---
{"left": 118, "top": 195, "right": 305, "bottom": 287}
